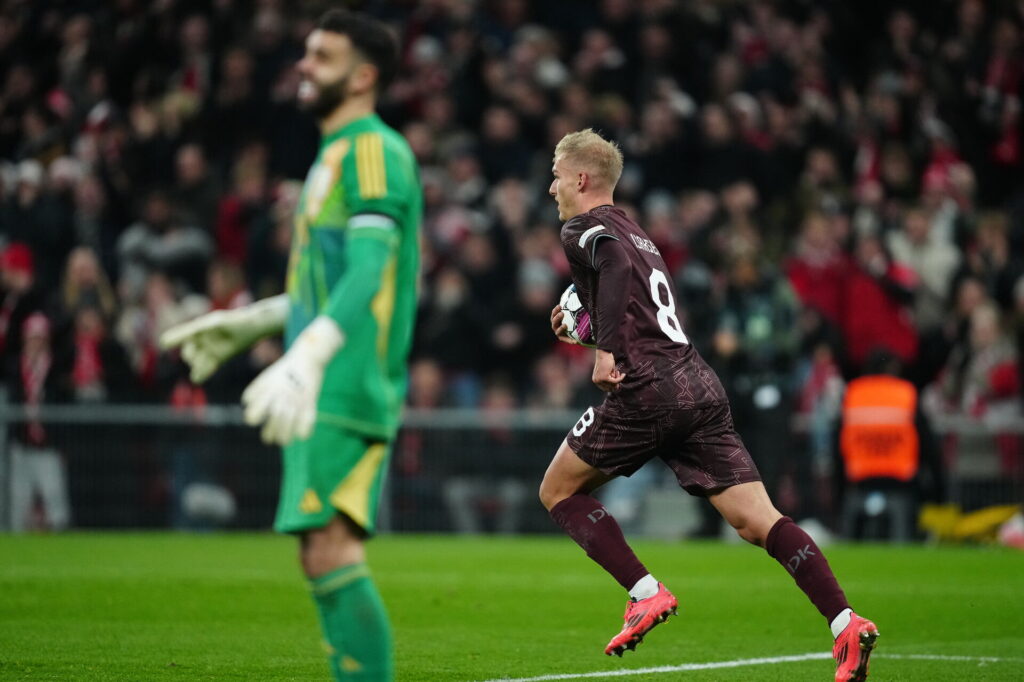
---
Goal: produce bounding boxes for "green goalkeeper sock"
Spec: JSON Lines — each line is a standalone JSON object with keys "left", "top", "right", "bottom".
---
{"left": 310, "top": 563, "right": 393, "bottom": 681}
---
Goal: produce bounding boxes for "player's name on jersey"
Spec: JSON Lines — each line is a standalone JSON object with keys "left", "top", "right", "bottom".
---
{"left": 629, "top": 233, "right": 660, "bottom": 256}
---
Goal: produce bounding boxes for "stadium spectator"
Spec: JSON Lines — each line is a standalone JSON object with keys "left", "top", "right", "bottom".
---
{"left": 213, "top": 142, "right": 269, "bottom": 264}
{"left": 202, "top": 46, "right": 265, "bottom": 164}
{"left": 793, "top": 318, "right": 846, "bottom": 521}
{"left": 66, "top": 303, "right": 134, "bottom": 403}
{"left": 838, "top": 351, "right": 944, "bottom": 541}
{"left": 391, "top": 357, "right": 452, "bottom": 532}
{"left": 628, "top": 100, "right": 692, "bottom": 197}
{"left": 839, "top": 232, "right": 919, "bottom": 373}
{"left": 785, "top": 211, "right": 846, "bottom": 326}
{"left": 3, "top": 159, "right": 75, "bottom": 291}
{"left": 60, "top": 246, "right": 117, "bottom": 323}
{"left": 488, "top": 258, "right": 561, "bottom": 391}
{"left": 413, "top": 265, "right": 489, "bottom": 404}
{"left": 245, "top": 179, "right": 297, "bottom": 299}
{"left": 171, "top": 143, "right": 221, "bottom": 234}
{"left": 206, "top": 259, "right": 252, "bottom": 312}
{"left": 0, "top": 242, "right": 45, "bottom": 375}
{"left": 443, "top": 378, "right": 529, "bottom": 534}
{"left": 115, "top": 271, "right": 206, "bottom": 397}
{"left": 925, "top": 301, "right": 1023, "bottom": 507}
{"left": 117, "top": 189, "right": 213, "bottom": 295}
{"left": 709, "top": 251, "right": 801, "bottom": 504}
{"left": 962, "top": 211, "right": 1024, "bottom": 310}
{"left": 70, "top": 173, "right": 119, "bottom": 276}
{"left": 477, "top": 105, "right": 532, "bottom": 183}
{"left": 8, "top": 312, "right": 72, "bottom": 532}
{"left": 639, "top": 192, "right": 687, "bottom": 275}
{"left": 887, "top": 206, "right": 961, "bottom": 333}
{"left": 929, "top": 303, "right": 1021, "bottom": 422}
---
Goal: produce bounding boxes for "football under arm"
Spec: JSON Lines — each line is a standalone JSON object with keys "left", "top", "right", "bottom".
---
{"left": 591, "top": 236, "right": 632, "bottom": 357}
{"left": 320, "top": 217, "right": 399, "bottom": 348}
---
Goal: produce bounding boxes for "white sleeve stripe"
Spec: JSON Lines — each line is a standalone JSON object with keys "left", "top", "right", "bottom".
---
{"left": 578, "top": 225, "right": 605, "bottom": 249}
{"left": 348, "top": 214, "right": 397, "bottom": 230}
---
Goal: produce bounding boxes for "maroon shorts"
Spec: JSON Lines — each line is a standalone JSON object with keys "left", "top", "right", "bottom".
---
{"left": 565, "top": 401, "right": 761, "bottom": 496}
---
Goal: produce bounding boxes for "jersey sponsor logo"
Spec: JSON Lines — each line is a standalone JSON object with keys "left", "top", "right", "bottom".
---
{"left": 299, "top": 488, "right": 323, "bottom": 514}
{"left": 356, "top": 133, "right": 387, "bottom": 199}
{"left": 578, "top": 225, "right": 606, "bottom": 249}
{"left": 629, "top": 233, "right": 661, "bottom": 255}
{"left": 341, "top": 656, "right": 363, "bottom": 672}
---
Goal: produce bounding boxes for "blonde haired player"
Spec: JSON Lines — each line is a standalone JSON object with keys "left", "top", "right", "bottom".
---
{"left": 542, "top": 129, "right": 878, "bottom": 681}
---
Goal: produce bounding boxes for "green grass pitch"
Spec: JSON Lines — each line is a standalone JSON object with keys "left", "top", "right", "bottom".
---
{"left": 1, "top": 533, "right": 1022, "bottom": 681}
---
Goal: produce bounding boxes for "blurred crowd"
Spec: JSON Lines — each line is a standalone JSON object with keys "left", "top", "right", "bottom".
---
{"left": 1, "top": 0, "right": 1023, "bottom": 511}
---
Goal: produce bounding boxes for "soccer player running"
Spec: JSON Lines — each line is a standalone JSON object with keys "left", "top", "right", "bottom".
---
{"left": 161, "top": 11, "right": 420, "bottom": 681}
{"left": 543, "top": 130, "right": 878, "bottom": 682}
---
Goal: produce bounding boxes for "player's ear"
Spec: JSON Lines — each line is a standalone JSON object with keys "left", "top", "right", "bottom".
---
{"left": 352, "top": 61, "right": 379, "bottom": 95}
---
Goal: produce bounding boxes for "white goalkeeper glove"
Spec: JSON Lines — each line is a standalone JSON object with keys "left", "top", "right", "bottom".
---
{"left": 160, "top": 295, "right": 291, "bottom": 383}
{"left": 241, "top": 316, "right": 344, "bottom": 446}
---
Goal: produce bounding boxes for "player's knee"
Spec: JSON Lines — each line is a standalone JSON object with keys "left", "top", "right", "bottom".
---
{"left": 538, "top": 479, "right": 567, "bottom": 511}
{"left": 299, "top": 539, "right": 330, "bottom": 577}
{"left": 726, "top": 514, "right": 770, "bottom": 547}
{"left": 300, "top": 540, "right": 362, "bottom": 578}
{"left": 298, "top": 523, "right": 365, "bottom": 578}
{"left": 735, "top": 525, "right": 765, "bottom": 546}
{"left": 739, "top": 517, "right": 779, "bottom": 547}
{"left": 538, "top": 483, "right": 555, "bottom": 511}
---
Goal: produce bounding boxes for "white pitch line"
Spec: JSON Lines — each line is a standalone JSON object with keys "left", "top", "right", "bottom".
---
{"left": 479, "top": 653, "right": 831, "bottom": 682}
{"left": 881, "top": 654, "right": 1024, "bottom": 664}
{"left": 478, "top": 652, "right": 1024, "bottom": 682}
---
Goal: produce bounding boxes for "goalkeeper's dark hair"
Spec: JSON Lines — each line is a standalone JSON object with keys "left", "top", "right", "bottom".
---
{"left": 317, "top": 9, "right": 398, "bottom": 92}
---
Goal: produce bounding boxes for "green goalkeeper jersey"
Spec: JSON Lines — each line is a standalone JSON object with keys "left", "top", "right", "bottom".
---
{"left": 285, "top": 113, "right": 422, "bottom": 440}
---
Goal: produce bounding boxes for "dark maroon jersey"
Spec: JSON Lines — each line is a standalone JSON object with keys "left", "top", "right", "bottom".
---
{"left": 560, "top": 204, "right": 728, "bottom": 408}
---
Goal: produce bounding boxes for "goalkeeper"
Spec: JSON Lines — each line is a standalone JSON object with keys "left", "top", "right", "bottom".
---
{"left": 161, "top": 10, "right": 420, "bottom": 681}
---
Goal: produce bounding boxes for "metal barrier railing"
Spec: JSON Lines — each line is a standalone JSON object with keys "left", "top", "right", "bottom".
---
{"left": 1, "top": 403, "right": 1021, "bottom": 533}
{"left": 3, "top": 403, "right": 1022, "bottom": 433}
{"left": 0, "top": 404, "right": 585, "bottom": 428}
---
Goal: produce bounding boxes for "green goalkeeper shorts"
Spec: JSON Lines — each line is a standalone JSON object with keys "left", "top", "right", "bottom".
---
{"left": 274, "top": 424, "right": 392, "bottom": 535}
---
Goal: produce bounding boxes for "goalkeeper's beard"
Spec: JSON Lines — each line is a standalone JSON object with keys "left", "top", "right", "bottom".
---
{"left": 300, "top": 72, "right": 350, "bottom": 120}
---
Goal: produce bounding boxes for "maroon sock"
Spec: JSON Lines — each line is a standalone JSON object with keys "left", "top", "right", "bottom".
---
{"left": 549, "top": 494, "right": 649, "bottom": 591}
{"left": 766, "top": 516, "right": 850, "bottom": 623}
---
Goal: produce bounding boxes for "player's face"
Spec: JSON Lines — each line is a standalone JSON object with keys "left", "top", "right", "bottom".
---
{"left": 297, "top": 29, "right": 359, "bottom": 119}
{"left": 549, "top": 155, "right": 580, "bottom": 221}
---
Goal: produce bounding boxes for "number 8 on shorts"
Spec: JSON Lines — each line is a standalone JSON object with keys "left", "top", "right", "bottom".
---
{"left": 573, "top": 406, "right": 596, "bottom": 436}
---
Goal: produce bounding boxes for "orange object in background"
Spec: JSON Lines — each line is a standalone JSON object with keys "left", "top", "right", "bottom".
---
{"left": 841, "top": 375, "right": 919, "bottom": 483}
